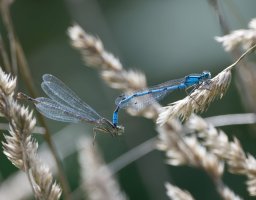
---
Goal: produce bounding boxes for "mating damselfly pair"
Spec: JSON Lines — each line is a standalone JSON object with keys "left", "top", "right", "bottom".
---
{"left": 19, "top": 71, "right": 211, "bottom": 138}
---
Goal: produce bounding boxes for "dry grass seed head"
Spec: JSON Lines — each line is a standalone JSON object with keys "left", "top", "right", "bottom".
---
{"left": 246, "top": 155, "right": 256, "bottom": 196}
{"left": 186, "top": 114, "right": 256, "bottom": 197}
{"left": 29, "top": 159, "right": 62, "bottom": 200}
{"left": 215, "top": 18, "right": 256, "bottom": 52}
{"left": 219, "top": 186, "right": 243, "bottom": 200}
{"left": 227, "top": 138, "right": 248, "bottom": 174}
{"left": 186, "top": 114, "right": 231, "bottom": 157}
{"left": 247, "top": 175, "right": 256, "bottom": 196}
{"left": 0, "top": 67, "right": 16, "bottom": 96}
{"left": 165, "top": 182, "right": 195, "bottom": 200}
{"left": 157, "top": 69, "right": 232, "bottom": 125}
{"left": 101, "top": 69, "right": 146, "bottom": 90}
{"left": 2, "top": 102, "right": 36, "bottom": 170}
{"left": 78, "top": 137, "right": 127, "bottom": 200}
{"left": 157, "top": 122, "right": 224, "bottom": 178}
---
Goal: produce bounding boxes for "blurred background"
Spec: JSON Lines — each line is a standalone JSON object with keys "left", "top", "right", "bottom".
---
{"left": 1, "top": 0, "right": 256, "bottom": 199}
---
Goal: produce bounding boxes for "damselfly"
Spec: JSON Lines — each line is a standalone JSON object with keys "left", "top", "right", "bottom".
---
{"left": 112, "top": 71, "right": 211, "bottom": 126}
{"left": 18, "top": 74, "right": 124, "bottom": 138}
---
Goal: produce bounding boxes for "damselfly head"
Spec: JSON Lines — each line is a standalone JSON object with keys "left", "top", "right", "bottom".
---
{"left": 99, "top": 118, "right": 125, "bottom": 136}
{"left": 202, "top": 71, "right": 211, "bottom": 80}
{"left": 17, "top": 92, "right": 37, "bottom": 103}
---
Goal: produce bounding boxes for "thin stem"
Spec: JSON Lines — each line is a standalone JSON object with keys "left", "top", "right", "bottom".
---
{"left": 0, "top": 33, "right": 11, "bottom": 72}
{"left": 15, "top": 41, "right": 38, "bottom": 95}
{"left": 205, "top": 113, "right": 256, "bottom": 126}
{"left": 224, "top": 43, "right": 256, "bottom": 71}
{"left": 0, "top": 3, "right": 17, "bottom": 74}
{"left": 107, "top": 137, "right": 156, "bottom": 174}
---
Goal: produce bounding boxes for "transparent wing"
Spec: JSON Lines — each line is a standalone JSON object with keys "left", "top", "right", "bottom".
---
{"left": 41, "top": 74, "right": 102, "bottom": 121}
{"left": 35, "top": 97, "right": 96, "bottom": 123}
{"left": 35, "top": 97, "right": 91, "bottom": 123}
{"left": 118, "top": 90, "right": 168, "bottom": 110}
{"left": 115, "top": 78, "right": 185, "bottom": 110}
